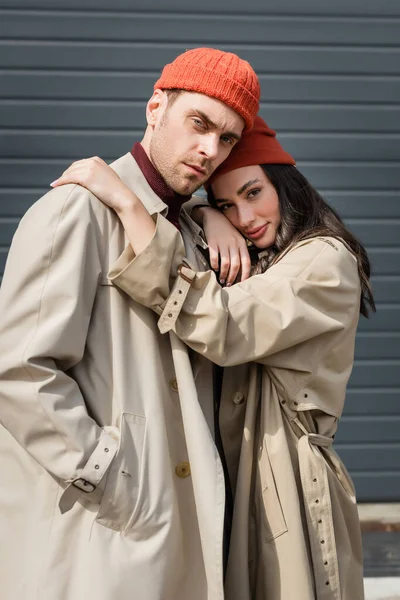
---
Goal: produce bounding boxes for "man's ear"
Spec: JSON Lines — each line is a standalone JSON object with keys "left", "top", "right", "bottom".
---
{"left": 146, "top": 89, "right": 168, "bottom": 127}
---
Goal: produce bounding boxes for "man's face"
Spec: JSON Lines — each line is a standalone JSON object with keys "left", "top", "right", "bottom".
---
{"left": 148, "top": 91, "right": 245, "bottom": 196}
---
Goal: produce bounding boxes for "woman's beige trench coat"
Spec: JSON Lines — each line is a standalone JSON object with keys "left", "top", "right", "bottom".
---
{"left": 108, "top": 214, "right": 365, "bottom": 600}
{"left": 0, "top": 153, "right": 253, "bottom": 600}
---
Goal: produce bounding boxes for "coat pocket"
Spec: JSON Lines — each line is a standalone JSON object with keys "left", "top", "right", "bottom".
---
{"left": 257, "top": 445, "right": 288, "bottom": 543}
{"left": 96, "top": 412, "right": 146, "bottom": 532}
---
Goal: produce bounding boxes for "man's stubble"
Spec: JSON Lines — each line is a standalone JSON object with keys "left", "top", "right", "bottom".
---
{"left": 149, "top": 112, "right": 205, "bottom": 196}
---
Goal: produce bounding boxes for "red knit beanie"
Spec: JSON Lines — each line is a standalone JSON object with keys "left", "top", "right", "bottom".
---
{"left": 154, "top": 48, "right": 260, "bottom": 130}
{"left": 206, "top": 115, "right": 296, "bottom": 188}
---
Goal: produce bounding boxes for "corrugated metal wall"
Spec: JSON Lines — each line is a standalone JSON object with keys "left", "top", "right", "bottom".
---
{"left": 1, "top": 0, "right": 399, "bottom": 501}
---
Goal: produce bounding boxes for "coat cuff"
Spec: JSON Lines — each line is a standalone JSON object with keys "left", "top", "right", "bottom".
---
{"left": 59, "top": 430, "right": 118, "bottom": 514}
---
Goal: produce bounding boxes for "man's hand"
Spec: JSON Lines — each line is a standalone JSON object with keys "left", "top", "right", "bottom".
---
{"left": 193, "top": 207, "right": 251, "bottom": 286}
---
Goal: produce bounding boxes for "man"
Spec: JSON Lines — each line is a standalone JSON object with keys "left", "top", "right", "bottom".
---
{"left": 0, "top": 48, "right": 259, "bottom": 600}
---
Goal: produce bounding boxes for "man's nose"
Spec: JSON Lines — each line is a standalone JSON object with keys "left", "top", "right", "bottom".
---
{"left": 199, "top": 134, "right": 219, "bottom": 161}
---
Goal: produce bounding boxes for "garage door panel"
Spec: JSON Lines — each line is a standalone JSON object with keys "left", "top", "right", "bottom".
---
{"left": 350, "top": 362, "right": 400, "bottom": 387}
{"left": 336, "top": 416, "right": 400, "bottom": 443}
{"left": 261, "top": 106, "right": 400, "bottom": 134}
{"left": 260, "top": 77, "right": 400, "bottom": 104}
{"left": 0, "top": 189, "right": 47, "bottom": 216}
{"left": 280, "top": 134, "right": 400, "bottom": 161}
{"left": 2, "top": 42, "right": 400, "bottom": 76}
{"left": 326, "top": 193, "right": 400, "bottom": 219}
{"left": 345, "top": 389, "right": 400, "bottom": 415}
{"left": 0, "top": 72, "right": 155, "bottom": 102}
{"left": 2, "top": 71, "right": 399, "bottom": 104}
{"left": 2, "top": 11, "right": 400, "bottom": 47}
{"left": 358, "top": 307, "right": 400, "bottom": 332}
{"left": 345, "top": 221, "right": 399, "bottom": 247}
{"left": 0, "top": 219, "right": 19, "bottom": 246}
{"left": 300, "top": 165, "right": 400, "bottom": 190}
{"left": 355, "top": 334, "right": 400, "bottom": 358}
{"left": 0, "top": 100, "right": 146, "bottom": 130}
{"left": 351, "top": 473, "right": 400, "bottom": 502}
{"left": 3, "top": 102, "right": 400, "bottom": 134}
{"left": 335, "top": 445, "right": 400, "bottom": 471}
{"left": 368, "top": 249, "right": 400, "bottom": 275}
{"left": 0, "top": 130, "right": 136, "bottom": 159}
{"left": 370, "top": 277, "right": 400, "bottom": 303}
{"left": 0, "top": 247, "right": 7, "bottom": 275}
{"left": 2, "top": 0, "right": 400, "bottom": 16}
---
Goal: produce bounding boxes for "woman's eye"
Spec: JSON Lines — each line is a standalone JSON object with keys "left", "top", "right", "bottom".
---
{"left": 247, "top": 188, "right": 261, "bottom": 199}
{"left": 219, "top": 204, "right": 232, "bottom": 212}
{"left": 221, "top": 135, "right": 234, "bottom": 145}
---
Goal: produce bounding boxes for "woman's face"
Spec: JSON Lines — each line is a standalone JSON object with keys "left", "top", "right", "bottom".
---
{"left": 211, "top": 165, "right": 281, "bottom": 248}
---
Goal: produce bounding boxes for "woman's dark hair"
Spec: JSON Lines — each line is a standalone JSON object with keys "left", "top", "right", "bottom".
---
{"left": 208, "top": 164, "right": 375, "bottom": 318}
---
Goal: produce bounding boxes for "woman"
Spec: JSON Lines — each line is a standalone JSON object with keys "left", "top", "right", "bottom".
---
{"left": 53, "top": 117, "right": 374, "bottom": 599}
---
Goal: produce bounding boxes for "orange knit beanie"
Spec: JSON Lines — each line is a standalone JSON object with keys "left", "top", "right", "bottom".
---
{"left": 154, "top": 48, "right": 260, "bottom": 130}
{"left": 206, "top": 115, "right": 296, "bottom": 188}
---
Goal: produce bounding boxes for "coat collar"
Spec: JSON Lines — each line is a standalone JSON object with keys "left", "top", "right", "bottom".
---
{"left": 110, "top": 152, "right": 168, "bottom": 216}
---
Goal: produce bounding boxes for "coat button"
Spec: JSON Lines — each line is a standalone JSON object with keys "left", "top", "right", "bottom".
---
{"left": 233, "top": 392, "right": 245, "bottom": 405}
{"left": 170, "top": 377, "right": 179, "bottom": 393}
{"left": 175, "top": 461, "right": 191, "bottom": 478}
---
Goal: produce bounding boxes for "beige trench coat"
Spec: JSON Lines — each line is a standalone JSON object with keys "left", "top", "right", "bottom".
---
{"left": 109, "top": 214, "right": 365, "bottom": 600}
{"left": 0, "top": 153, "right": 251, "bottom": 600}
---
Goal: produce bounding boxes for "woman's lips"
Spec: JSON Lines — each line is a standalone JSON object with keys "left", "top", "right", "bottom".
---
{"left": 245, "top": 223, "right": 269, "bottom": 240}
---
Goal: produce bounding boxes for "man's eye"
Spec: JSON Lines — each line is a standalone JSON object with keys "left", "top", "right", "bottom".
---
{"left": 192, "top": 118, "right": 205, "bottom": 129}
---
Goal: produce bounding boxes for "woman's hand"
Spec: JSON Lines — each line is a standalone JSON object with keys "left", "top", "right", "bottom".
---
{"left": 51, "top": 156, "right": 155, "bottom": 255}
{"left": 50, "top": 156, "right": 136, "bottom": 215}
{"left": 193, "top": 207, "right": 251, "bottom": 285}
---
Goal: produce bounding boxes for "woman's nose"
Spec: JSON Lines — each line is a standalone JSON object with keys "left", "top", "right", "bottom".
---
{"left": 237, "top": 204, "right": 255, "bottom": 227}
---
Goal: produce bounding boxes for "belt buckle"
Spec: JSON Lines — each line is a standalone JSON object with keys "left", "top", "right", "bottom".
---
{"left": 72, "top": 478, "right": 96, "bottom": 493}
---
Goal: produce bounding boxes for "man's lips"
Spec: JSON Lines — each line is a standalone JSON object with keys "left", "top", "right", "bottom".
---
{"left": 184, "top": 163, "right": 207, "bottom": 176}
{"left": 245, "top": 223, "right": 269, "bottom": 240}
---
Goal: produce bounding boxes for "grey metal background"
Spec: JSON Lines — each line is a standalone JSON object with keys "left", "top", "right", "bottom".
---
{"left": 0, "top": 0, "right": 399, "bottom": 501}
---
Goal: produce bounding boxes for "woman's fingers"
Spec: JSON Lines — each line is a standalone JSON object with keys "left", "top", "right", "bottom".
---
{"left": 51, "top": 157, "right": 104, "bottom": 187}
{"left": 218, "top": 253, "right": 230, "bottom": 284}
{"left": 225, "top": 251, "right": 241, "bottom": 286}
{"left": 239, "top": 243, "right": 252, "bottom": 281}
{"left": 220, "top": 238, "right": 251, "bottom": 286}
{"left": 51, "top": 164, "right": 87, "bottom": 187}
{"left": 208, "top": 243, "right": 220, "bottom": 272}
{"left": 209, "top": 238, "right": 251, "bottom": 286}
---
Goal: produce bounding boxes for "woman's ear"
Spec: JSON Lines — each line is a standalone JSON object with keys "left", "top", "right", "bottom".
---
{"left": 146, "top": 89, "right": 167, "bottom": 127}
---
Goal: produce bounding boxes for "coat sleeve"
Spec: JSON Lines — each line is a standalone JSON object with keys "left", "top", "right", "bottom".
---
{"left": 109, "top": 214, "right": 360, "bottom": 368}
{"left": 0, "top": 185, "right": 118, "bottom": 513}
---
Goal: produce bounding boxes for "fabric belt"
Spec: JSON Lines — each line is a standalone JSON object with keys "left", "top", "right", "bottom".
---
{"left": 294, "top": 418, "right": 341, "bottom": 600}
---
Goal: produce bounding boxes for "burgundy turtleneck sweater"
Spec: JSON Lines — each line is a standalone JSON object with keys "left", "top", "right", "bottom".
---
{"left": 131, "top": 142, "right": 191, "bottom": 230}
